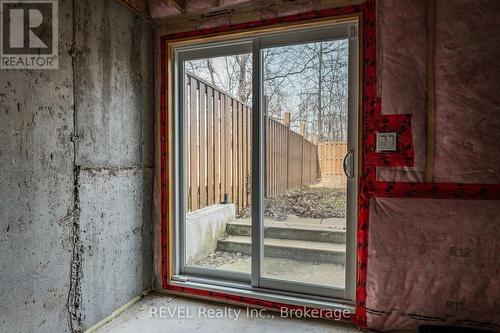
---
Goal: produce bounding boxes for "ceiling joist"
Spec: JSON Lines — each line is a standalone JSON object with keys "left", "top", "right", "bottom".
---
{"left": 116, "top": 0, "right": 151, "bottom": 18}
{"left": 167, "top": 0, "right": 187, "bottom": 13}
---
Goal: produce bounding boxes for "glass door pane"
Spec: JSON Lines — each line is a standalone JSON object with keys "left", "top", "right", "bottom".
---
{"left": 174, "top": 23, "right": 358, "bottom": 300}
{"left": 178, "top": 45, "right": 253, "bottom": 279}
{"left": 261, "top": 38, "right": 350, "bottom": 292}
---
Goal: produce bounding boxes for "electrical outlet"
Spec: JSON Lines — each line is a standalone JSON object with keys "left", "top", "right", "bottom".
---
{"left": 376, "top": 132, "right": 397, "bottom": 152}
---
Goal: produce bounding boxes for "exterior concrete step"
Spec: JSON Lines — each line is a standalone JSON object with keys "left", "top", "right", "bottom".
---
{"left": 217, "top": 236, "right": 345, "bottom": 264}
{"left": 225, "top": 222, "right": 346, "bottom": 244}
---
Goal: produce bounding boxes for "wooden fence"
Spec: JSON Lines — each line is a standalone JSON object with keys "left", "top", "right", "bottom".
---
{"left": 317, "top": 142, "right": 348, "bottom": 176}
{"left": 186, "top": 73, "right": 319, "bottom": 213}
{"left": 186, "top": 74, "right": 250, "bottom": 214}
{"left": 265, "top": 118, "right": 319, "bottom": 198}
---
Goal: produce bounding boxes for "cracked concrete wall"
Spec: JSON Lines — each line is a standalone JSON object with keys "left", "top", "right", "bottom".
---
{"left": 0, "top": 0, "right": 75, "bottom": 331}
{"left": 0, "top": 0, "right": 154, "bottom": 332}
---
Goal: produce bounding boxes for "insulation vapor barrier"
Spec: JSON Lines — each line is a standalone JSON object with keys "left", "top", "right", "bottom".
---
{"left": 432, "top": 0, "right": 500, "bottom": 184}
{"left": 366, "top": 198, "right": 500, "bottom": 331}
{"left": 367, "top": 0, "right": 500, "bottom": 331}
{"left": 377, "top": 0, "right": 427, "bottom": 183}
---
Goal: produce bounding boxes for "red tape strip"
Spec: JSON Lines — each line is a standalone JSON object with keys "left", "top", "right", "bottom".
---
{"left": 366, "top": 113, "right": 414, "bottom": 167}
{"left": 355, "top": 0, "right": 377, "bottom": 327}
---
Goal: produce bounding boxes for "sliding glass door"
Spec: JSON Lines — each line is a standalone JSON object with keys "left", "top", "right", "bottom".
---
{"left": 256, "top": 25, "right": 358, "bottom": 300}
{"left": 173, "top": 21, "right": 358, "bottom": 301}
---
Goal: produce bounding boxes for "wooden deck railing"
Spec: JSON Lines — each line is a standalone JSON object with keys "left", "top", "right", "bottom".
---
{"left": 186, "top": 73, "right": 319, "bottom": 213}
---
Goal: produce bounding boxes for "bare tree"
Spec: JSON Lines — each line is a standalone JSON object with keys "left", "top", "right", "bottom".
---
{"left": 185, "top": 38, "right": 348, "bottom": 142}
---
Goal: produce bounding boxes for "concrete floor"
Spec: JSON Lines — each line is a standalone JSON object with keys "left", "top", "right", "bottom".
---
{"left": 95, "top": 293, "right": 360, "bottom": 333}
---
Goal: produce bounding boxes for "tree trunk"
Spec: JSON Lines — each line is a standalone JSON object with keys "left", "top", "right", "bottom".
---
{"left": 317, "top": 44, "right": 323, "bottom": 142}
{"left": 237, "top": 55, "right": 249, "bottom": 103}
{"left": 206, "top": 59, "right": 216, "bottom": 85}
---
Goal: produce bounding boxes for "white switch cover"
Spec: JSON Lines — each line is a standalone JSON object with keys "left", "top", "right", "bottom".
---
{"left": 376, "top": 132, "right": 397, "bottom": 152}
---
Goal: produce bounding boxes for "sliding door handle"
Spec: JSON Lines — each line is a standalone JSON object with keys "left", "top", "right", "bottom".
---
{"left": 343, "top": 150, "right": 355, "bottom": 179}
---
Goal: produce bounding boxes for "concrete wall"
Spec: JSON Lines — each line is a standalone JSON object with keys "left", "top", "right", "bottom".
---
{"left": 185, "top": 204, "right": 236, "bottom": 264}
{"left": 0, "top": 1, "right": 154, "bottom": 332}
{"left": 0, "top": 1, "right": 75, "bottom": 331}
{"left": 73, "top": 1, "right": 153, "bottom": 330}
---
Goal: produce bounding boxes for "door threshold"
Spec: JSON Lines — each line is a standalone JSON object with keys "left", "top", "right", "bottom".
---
{"left": 164, "top": 275, "right": 356, "bottom": 318}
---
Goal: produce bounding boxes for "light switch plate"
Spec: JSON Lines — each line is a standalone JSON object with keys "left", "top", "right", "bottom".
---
{"left": 376, "top": 132, "right": 397, "bottom": 152}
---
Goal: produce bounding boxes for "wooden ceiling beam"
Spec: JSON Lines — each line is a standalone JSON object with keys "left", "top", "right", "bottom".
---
{"left": 116, "top": 0, "right": 151, "bottom": 18}
{"left": 168, "top": 0, "right": 187, "bottom": 13}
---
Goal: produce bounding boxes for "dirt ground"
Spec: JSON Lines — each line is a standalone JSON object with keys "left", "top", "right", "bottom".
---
{"left": 195, "top": 250, "right": 248, "bottom": 267}
{"left": 237, "top": 177, "right": 346, "bottom": 221}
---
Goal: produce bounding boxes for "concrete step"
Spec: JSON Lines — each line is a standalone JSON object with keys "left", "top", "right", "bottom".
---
{"left": 225, "top": 222, "right": 346, "bottom": 244}
{"left": 217, "top": 235, "right": 346, "bottom": 264}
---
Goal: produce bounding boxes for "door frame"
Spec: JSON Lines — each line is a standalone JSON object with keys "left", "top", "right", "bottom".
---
{"left": 166, "top": 15, "right": 361, "bottom": 304}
